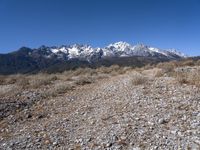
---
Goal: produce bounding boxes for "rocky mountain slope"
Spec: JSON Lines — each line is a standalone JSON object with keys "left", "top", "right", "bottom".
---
{"left": 0, "top": 42, "right": 186, "bottom": 74}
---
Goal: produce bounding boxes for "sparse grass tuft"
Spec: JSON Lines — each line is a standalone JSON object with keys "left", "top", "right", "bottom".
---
{"left": 132, "top": 72, "right": 149, "bottom": 85}
{"left": 195, "top": 60, "right": 200, "bottom": 66}
{"left": 16, "top": 77, "right": 30, "bottom": 88}
{"left": 176, "top": 69, "right": 200, "bottom": 87}
{"left": 42, "top": 83, "right": 75, "bottom": 98}
{"left": 180, "top": 59, "right": 195, "bottom": 67}
{"left": 28, "top": 74, "right": 58, "bottom": 88}
{"left": 154, "top": 69, "right": 165, "bottom": 77}
{"left": 0, "top": 76, "right": 6, "bottom": 85}
{"left": 157, "top": 61, "right": 177, "bottom": 74}
{"left": 75, "top": 76, "right": 94, "bottom": 85}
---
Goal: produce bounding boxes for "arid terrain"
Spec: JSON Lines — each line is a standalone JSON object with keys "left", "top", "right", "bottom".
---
{"left": 0, "top": 60, "right": 200, "bottom": 150}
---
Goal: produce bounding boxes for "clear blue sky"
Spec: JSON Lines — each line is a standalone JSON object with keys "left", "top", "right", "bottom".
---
{"left": 0, "top": 0, "right": 200, "bottom": 56}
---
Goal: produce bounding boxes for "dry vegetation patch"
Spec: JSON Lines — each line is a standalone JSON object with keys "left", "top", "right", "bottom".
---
{"left": 131, "top": 72, "right": 149, "bottom": 85}
{"left": 42, "top": 83, "right": 75, "bottom": 98}
{"left": 27, "top": 74, "right": 58, "bottom": 89}
{"left": 176, "top": 68, "right": 200, "bottom": 87}
{"left": 157, "top": 61, "right": 177, "bottom": 75}
{"left": 75, "top": 76, "right": 95, "bottom": 86}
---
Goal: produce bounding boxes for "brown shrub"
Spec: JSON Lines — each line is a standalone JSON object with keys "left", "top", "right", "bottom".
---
{"left": 96, "top": 65, "right": 119, "bottom": 74}
{"left": 176, "top": 72, "right": 188, "bottom": 84}
{"left": 195, "top": 60, "right": 200, "bottom": 66}
{"left": 61, "top": 68, "right": 97, "bottom": 81}
{"left": 28, "top": 74, "right": 58, "bottom": 88}
{"left": 176, "top": 69, "right": 200, "bottom": 87}
{"left": 154, "top": 69, "right": 165, "bottom": 77}
{"left": 16, "top": 77, "right": 30, "bottom": 88}
{"left": 132, "top": 72, "right": 149, "bottom": 85}
{"left": 75, "top": 76, "right": 94, "bottom": 85}
{"left": 42, "top": 83, "right": 75, "bottom": 98}
{"left": 180, "top": 59, "right": 195, "bottom": 67}
{"left": 157, "top": 61, "right": 177, "bottom": 73}
{"left": 96, "top": 65, "right": 130, "bottom": 76}
{"left": 5, "top": 77, "right": 17, "bottom": 84}
{"left": 72, "top": 68, "right": 97, "bottom": 76}
{"left": 0, "top": 76, "right": 6, "bottom": 85}
{"left": 143, "top": 64, "right": 155, "bottom": 70}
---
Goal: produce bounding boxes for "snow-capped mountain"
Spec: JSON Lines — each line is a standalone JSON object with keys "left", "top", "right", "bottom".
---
{"left": 30, "top": 41, "right": 186, "bottom": 61}
{"left": 0, "top": 42, "right": 187, "bottom": 74}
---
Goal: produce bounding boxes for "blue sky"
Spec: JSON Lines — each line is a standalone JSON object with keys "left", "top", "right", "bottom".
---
{"left": 0, "top": 0, "right": 200, "bottom": 56}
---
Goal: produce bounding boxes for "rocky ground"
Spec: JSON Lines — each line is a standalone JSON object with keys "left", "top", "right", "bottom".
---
{"left": 0, "top": 67, "right": 200, "bottom": 150}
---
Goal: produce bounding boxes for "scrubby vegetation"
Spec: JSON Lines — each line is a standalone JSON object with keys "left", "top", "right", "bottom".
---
{"left": 131, "top": 72, "right": 149, "bottom": 85}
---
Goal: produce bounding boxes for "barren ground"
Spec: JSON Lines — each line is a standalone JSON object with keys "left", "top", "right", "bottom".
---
{"left": 0, "top": 67, "right": 200, "bottom": 150}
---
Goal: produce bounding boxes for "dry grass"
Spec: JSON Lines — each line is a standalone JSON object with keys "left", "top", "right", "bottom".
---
{"left": 96, "top": 65, "right": 129, "bottom": 75}
{"left": 154, "top": 69, "right": 165, "bottom": 77}
{"left": 27, "top": 74, "right": 58, "bottom": 89}
{"left": 132, "top": 72, "right": 149, "bottom": 85}
{"left": 196, "top": 60, "right": 200, "bottom": 66}
{"left": 176, "top": 69, "right": 200, "bottom": 87}
{"left": 0, "top": 74, "right": 25, "bottom": 85}
{"left": 179, "top": 59, "right": 195, "bottom": 67}
{"left": 42, "top": 83, "right": 75, "bottom": 98}
{"left": 1, "top": 59, "right": 200, "bottom": 99}
{"left": 75, "top": 76, "right": 94, "bottom": 85}
{"left": 157, "top": 61, "right": 178, "bottom": 74}
{"left": 16, "top": 77, "right": 30, "bottom": 88}
{"left": 0, "top": 75, "right": 6, "bottom": 85}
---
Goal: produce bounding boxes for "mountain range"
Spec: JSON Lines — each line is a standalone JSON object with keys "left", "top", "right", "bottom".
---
{"left": 0, "top": 42, "right": 187, "bottom": 74}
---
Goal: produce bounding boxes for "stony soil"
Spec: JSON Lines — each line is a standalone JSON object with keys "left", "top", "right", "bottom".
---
{"left": 0, "top": 69, "right": 200, "bottom": 150}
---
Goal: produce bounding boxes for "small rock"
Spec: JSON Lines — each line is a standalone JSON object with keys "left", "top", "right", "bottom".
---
{"left": 44, "top": 140, "right": 50, "bottom": 145}
{"left": 120, "top": 136, "right": 126, "bottom": 140}
{"left": 158, "top": 118, "right": 168, "bottom": 124}
{"left": 105, "top": 143, "right": 112, "bottom": 147}
{"left": 53, "top": 141, "right": 58, "bottom": 146}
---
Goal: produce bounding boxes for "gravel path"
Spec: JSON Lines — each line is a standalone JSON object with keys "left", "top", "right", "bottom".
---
{"left": 0, "top": 70, "right": 200, "bottom": 149}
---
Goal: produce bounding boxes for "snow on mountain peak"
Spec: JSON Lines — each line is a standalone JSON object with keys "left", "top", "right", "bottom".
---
{"left": 168, "top": 48, "right": 187, "bottom": 58}
{"left": 38, "top": 42, "right": 187, "bottom": 61}
{"left": 107, "top": 41, "right": 132, "bottom": 50}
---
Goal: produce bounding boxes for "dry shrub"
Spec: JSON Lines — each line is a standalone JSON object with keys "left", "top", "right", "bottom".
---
{"left": 157, "top": 61, "right": 177, "bottom": 73}
{"left": 61, "top": 68, "right": 97, "bottom": 81}
{"left": 0, "top": 76, "right": 6, "bottom": 85}
{"left": 16, "top": 77, "right": 30, "bottom": 88}
{"left": 156, "top": 61, "right": 178, "bottom": 77}
{"left": 72, "top": 68, "right": 97, "bottom": 76}
{"left": 176, "top": 72, "right": 188, "bottom": 84}
{"left": 154, "top": 69, "right": 165, "bottom": 77}
{"left": 5, "top": 76, "right": 17, "bottom": 84}
{"left": 180, "top": 59, "right": 195, "bottom": 67}
{"left": 141, "top": 68, "right": 164, "bottom": 78}
{"left": 143, "top": 64, "right": 155, "bottom": 70}
{"left": 96, "top": 65, "right": 119, "bottom": 74}
{"left": 132, "top": 72, "right": 149, "bottom": 85}
{"left": 75, "top": 76, "right": 94, "bottom": 85}
{"left": 176, "top": 69, "right": 200, "bottom": 86}
{"left": 112, "top": 66, "right": 132, "bottom": 75}
{"left": 29, "top": 74, "right": 58, "bottom": 88}
{"left": 96, "top": 65, "right": 129, "bottom": 75}
{"left": 195, "top": 60, "right": 200, "bottom": 66}
{"left": 0, "top": 74, "right": 28, "bottom": 85}
{"left": 42, "top": 83, "right": 75, "bottom": 98}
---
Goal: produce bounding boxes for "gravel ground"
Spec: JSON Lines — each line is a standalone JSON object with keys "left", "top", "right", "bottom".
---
{"left": 0, "top": 69, "right": 200, "bottom": 150}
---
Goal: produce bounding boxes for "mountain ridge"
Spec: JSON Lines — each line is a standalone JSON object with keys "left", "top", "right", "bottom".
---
{"left": 0, "top": 42, "right": 187, "bottom": 74}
